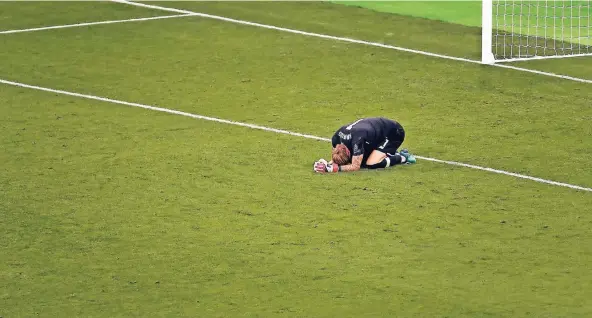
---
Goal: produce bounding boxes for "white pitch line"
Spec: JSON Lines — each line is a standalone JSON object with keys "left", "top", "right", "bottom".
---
{"left": 494, "top": 63, "right": 592, "bottom": 83}
{"left": 114, "top": 0, "right": 592, "bottom": 85}
{"left": 0, "top": 13, "right": 194, "bottom": 35}
{"left": 0, "top": 79, "right": 329, "bottom": 143}
{"left": 1, "top": 78, "right": 590, "bottom": 193}
{"left": 495, "top": 52, "right": 592, "bottom": 63}
{"left": 111, "top": 0, "right": 477, "bottom": 65}
{"left": 416, "top": 156, "right": 592, "bottom": 192}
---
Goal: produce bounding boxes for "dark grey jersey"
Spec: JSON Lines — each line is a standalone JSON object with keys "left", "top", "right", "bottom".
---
{"left": 331, "top": 117, "right": 404, "bottom": 163}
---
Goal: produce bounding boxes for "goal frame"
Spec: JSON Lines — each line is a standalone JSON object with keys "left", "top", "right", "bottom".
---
{"left": 482, "top": 0, "right": 496, "bottom": 64}
{"left": 481, "top": 0, "right": 592, "bottom": 64}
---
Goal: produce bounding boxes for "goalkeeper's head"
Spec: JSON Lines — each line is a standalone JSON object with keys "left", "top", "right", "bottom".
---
{"left": 332, "top": 144, "right": 351, "bottom": 165}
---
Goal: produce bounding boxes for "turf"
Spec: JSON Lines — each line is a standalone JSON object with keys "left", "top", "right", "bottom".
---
{"left": 334, "top": 1, "right": 592, "bottom": 46}
{"left": 1, "top": 1, "right": 592, "bottom": 317}
{"left": 1, "top": 3, "right": 590, "bottom": 186}
{"left": 2, "top": 83, "right": 592, "bottom": 317}
{"left": 160, "top": 1, "right": 592, "bottom": 79}
{"left": 0, "top": 1, "right": 166, "bottom": 30}
{"left": 333, "top": 1, "right": 484, "bottom": 27}
{"left": 334, "top": 1, "right": 592, "bottom": 61}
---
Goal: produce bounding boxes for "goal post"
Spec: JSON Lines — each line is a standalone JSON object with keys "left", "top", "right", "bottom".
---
{"left": 482, "top": 0, "right": 592, "bottom": 64}
{"left": 482, "top": 0, "right": 496, "bottom": 64}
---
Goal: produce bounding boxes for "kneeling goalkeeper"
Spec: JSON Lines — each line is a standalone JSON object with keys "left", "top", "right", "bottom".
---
{"left": 314, "top": 117, "right": 416, "bottom": 173}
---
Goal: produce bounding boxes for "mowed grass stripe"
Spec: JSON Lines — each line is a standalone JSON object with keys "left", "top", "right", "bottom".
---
{"left": 155, "top": 1, "right": 592, "bottom": 81}
{"left": 118, "top": 0, "right": 592, "bottom": 84}
{"left": 2, "top": 77, "right": 591, "bottom": 193}
{"left": 0, "top": 16, "right": 589, "bottom": 187}
{"left": 0, "top": 14, "right": 194, "bottom": 35}
{"left": 2, "top": 85, "right": 592, "bottom": 317}
{"left": 334, "top": 0, "right": 592, "bottom": 47}
{"left": 0, "top": 1, "right": 168, "bottom": 30}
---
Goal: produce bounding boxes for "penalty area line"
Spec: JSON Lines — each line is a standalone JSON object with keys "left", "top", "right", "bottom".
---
{"left": 0, "top": 14, "right": 194, "bottom": 35}
{"left": 0, "top": 78, "right": 590, "bottom": 193}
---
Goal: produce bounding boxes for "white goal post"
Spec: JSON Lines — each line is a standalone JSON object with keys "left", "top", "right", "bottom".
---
{"left": 482, "top": 0, "right": 592, "bottom": 64}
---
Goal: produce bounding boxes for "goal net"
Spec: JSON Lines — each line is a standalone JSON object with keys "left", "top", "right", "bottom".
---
{"left": 482, "top": 0, "right": 592, "bottom": 63}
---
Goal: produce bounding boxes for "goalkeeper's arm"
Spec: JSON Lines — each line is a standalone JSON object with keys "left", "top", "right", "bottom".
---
{"left": 336, "top": 155, "right": 362, "bottom": 172}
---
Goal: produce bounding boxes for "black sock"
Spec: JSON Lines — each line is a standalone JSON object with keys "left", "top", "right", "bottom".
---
{"left": 366, "top": 154, "right": 402, "bottom": 169}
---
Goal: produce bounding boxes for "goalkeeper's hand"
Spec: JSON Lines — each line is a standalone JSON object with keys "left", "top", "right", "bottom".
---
{"left": 313, "top": 159, "right": 339, "bottom": 173}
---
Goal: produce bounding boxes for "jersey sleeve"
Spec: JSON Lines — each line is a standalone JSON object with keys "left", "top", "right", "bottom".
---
{"left": 352, "top": 136, "right": 365, "bottom": 157}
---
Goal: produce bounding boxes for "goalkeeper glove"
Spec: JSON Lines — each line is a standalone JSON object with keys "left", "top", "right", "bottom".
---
{"left": 313, "top": 159, "right": 339, "bottom": 173}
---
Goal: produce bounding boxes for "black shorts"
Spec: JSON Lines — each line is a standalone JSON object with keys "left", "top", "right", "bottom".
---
{"left": 377, "top": 121, "right": 405, "bottom": 155}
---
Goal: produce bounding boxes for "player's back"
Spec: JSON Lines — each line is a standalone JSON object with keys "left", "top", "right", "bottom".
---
{"left": 339, "top": 117, "right": 392, "bottom": 143}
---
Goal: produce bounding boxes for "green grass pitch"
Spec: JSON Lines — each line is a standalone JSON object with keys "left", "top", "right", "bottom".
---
{"left": 335, "top": 0, "right": 592, "bottom": 46}
{"left": 1, "top": 1, "right": 591, "bottom": 317}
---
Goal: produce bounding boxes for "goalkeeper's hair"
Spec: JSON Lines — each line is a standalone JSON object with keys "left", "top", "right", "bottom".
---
{"left": 332, "top": 144, "right": 350, "bottom": 165}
